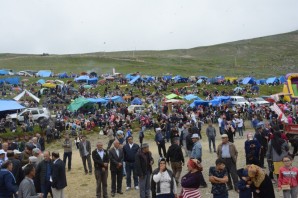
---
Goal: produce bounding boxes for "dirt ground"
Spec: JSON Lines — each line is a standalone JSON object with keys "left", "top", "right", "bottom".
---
{"left": 48, "top": 125, "right": 294, "bottom": 198}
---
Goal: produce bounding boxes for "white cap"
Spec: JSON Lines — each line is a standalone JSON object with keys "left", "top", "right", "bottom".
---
{"left": 13, "top": 149, "right": 22, "bottom": 155}
{"left": 0, "top": 150, "right": 6, "bottom": 155}
{"left": 191, "top": 134, "right": 200, "bottom": 139}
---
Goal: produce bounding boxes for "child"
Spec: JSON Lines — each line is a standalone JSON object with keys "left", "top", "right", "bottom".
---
{"left": 237, "top": 168, "right": 252, "bottom": 198}
{"left": 209, "top": 159, "right": 229, "bottom": 198}
{"left": 278, "top": 155, "right": 298, "bottom": 198}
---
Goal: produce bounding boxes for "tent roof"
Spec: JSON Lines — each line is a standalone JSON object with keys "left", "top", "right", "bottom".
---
{"left": 0, "top": 100, "right": 25, "bottom": 111}
{"left": 67, "top": 97, "right": 90, "bottom": 112}
{"left": 166, "top": 93, "right": 179, "bottom": 99}
{"left": 36, "top": 79, "right": 45, "bottom": 84}
{"left": 37, "top": 70, "right": 52, "bottom": 77}
{"left": 184, "top": 94, "right": 200, "bottom": 101}
{"left": 129, "top": 75, "right": 140, "bottom": 84}
{"left": 105, "top": 96, "right": 125, "bottom": 103}
{"left": 13, "top": 89, "right": 40, "bottom": 103}
{"left": 0, "top": 70, "right": 9, "bottom": 75}
{"left": 242, "top": 77, "right": 255, "bottom": 84}
{"left": 266, "top": 77, "right": 277, "bottom": 84}
{"left": 87, "top": 98, "right": 108, "bottom": 103}
{"left": 131, "top": 98, "right": 143, "bottom": 105}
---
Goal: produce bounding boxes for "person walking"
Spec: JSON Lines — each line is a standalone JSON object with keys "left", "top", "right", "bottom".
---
{"left": 135, "top": 143, "right": 154, "bottom": 198}
{"left": 0, "top": 160, "right": 18, "bottom": 198}
{"left": 62, "top": 134, "right": 72, "bottom": 171}
{"left": 51, "top": 151, "right": 67, "bottom": 198}
{"left": 123, "top": 136, "right": 140, "bottom": 191}
{"left": 206, "top": 122, "right": 217, "bottom": 153}
{"left": 155, "top": 128, "right": 167, "bottom": 158}
{"left": 79, "top": 135, "right": 92, "bottom": 175}
{"left": 92, "top": 142, "right": 109, "bottom": 198}
{"left": 216, "top": 134, "right": 239, "bottom": 191}
{"left": 166, "top": 137, "right": 184, "bottom": 184}
{"left": 35, "top": 151, "right": 53, "bottom": 198}
{"left": 109, "top": 140, "right": 124, "bottom": 197}
{"left": 18, "top": 164, "right": 43, "bottom": 198}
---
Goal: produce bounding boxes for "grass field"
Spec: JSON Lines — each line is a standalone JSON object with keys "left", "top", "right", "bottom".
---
{"left": 0, "top": 30, "right": 297, "bottom": 77}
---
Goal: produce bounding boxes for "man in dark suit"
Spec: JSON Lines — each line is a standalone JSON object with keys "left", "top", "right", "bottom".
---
{"left": 18, "top": 164, "right": 43, "bottom": 198}
{"left": 92, "top": 142, "right": 109, "bottom": 198}
{"left": 51, "top": 151, "right": 67, "bottom": 198}
{"left": 36, "top": 151, "right": 53, "bottom": 198}
{"left": 79, "top": 135, "right": 92, "bottom": 175}
{"left": 109, "top": 140, "right": 124, "bottom": 197}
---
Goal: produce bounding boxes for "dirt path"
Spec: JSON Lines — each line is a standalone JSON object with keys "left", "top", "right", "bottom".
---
{"left": 49, "top": 126, "right": 289, "bottom": 198}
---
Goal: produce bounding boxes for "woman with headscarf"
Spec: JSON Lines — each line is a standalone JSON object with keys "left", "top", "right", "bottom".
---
{"left": 151, "top": 158, "right": 177, "bottom": 198}
{"left": 179, "top": 159, "right": 202, "bottom": 198}
{"left": 246, "top": 164, "right": 275, "bottom": 198}
{"left": 266, "top": 131, "right": 289, "bottom": 177}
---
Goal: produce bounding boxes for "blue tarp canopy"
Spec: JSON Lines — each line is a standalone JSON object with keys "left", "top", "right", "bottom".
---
{"left": 36, "top": 79, "right": 45, "bottom": 84}
{"left": 0, "top": 100, "right": 25, "bottom": 111}
{"left": 0, "top": 77, "right": 20, "bottom": 85}
{"left": 87, "top": 77, "right": 98, "bottom": 84}
{"left": 210, "top": 99, "right": 221, "bottom": 106}
{"left": 214, "top": 96, "right": 231, "bottom": 103}
{"left": 74, "top": 75, "right": 90, "bottom": 82}
{"left": 196, "top": 79, "right": 204, "bottom": 84}
{"left": 125, "top": 74, "right": 136, "bottom": 80}
{"left": 266, "top": 77, "right": 278, "bottom": 84}
{"left": 105, "top": 96, "right": 125, "bottom": 103}
{"left": 131, "top": 97, "right": 143, "bottom": 105}
{"left": 87, "top": 98, "right": 108, "bottom": 104}
{"left": 58, "top": 72, "right": 68, "bottom": 78}
{"left": 129, "top": 75, "right": 140, "bottom": 84}
{"left": 184, "top": 94, "right": 201, "bottom": 101}
{"left": 142, "top": 76, "right": 155, "bottom": 82}
{"left": 37, "top": 70, "right": 52, "bottom": 77}
{"left": 242, "top": 77, "right": 255, "bottom": 85}
{"left": 0, "top": 70, "right": 9, "bottom": 75}
{"left": 279, "top": 76, "right": 286, "bottom": 84}
{"left": 190, "top": 99, "right": 210, "bottom": 107}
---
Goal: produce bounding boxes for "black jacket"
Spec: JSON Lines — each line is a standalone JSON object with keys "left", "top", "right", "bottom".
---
{"left": 135, "top": 150, "right": 154, "bottom": 177}
{"left": 36, "top": 160, "right": 53, "bottom": 185}
{"left": 8, "top": 157, "right": 23, "bottom": 185}
{"left": 166, "top": 144, "right": 184, "bottom": 163}
{"left": 109, "top": 148, "right": 124, "bottom": 171}
{"left": 151, "top": 168, "right": 175, "bottom": 198}
{"left": 92, "top": 149, "right": 109, "bottom": 171}
{"left": 123, "top": 143, "right": 140, "bottom": 163}
{"left": 51, "top": 159, "right": 67, "bottom": 190}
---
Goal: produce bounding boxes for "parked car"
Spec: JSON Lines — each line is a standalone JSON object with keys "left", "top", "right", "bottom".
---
{"left": 127, "top": 105, "right": 145, "bottom": 114}
{"left": 7, "top": 108, "right": 51, "bottom": 123}
{"left": 229, "top": 96, "right": 250, "bottom": 106}
{"left": 249, "top": 97, "right": 270, "bottom": 106}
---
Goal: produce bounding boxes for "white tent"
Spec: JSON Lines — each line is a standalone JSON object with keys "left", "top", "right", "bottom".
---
{"left": 14, "top": 89, "right": 40, "bottom": 103}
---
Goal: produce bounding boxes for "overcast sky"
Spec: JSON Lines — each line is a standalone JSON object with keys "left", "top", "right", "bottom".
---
{"left": 1, "top": 0, "right": 298, "bottom": 54}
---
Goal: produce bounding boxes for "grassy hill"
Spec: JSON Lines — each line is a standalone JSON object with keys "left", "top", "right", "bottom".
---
{"left": 1, "top": 30, "right": 298, "bottom": 77}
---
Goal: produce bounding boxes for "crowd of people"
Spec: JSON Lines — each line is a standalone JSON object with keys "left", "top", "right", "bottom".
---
{"left": 0, "top": 75, "right": 298, "bottom": 198}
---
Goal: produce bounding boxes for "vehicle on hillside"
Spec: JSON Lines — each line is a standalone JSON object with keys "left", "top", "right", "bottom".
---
{"left": 127, "top": 105, "right": 145, "bottom": 114}
{"left": 248, "top": 97, "right": 270, "bottom": 106}
{"left": 229, "top": 96, "right": 250, "bottom": 106}
{"left": 7, "top": 108, "right": 51, "bottom": 123}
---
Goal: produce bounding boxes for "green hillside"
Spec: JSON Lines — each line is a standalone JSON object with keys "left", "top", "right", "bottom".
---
{"left": 1, "top": 30, "right": 298, "bottom": 77}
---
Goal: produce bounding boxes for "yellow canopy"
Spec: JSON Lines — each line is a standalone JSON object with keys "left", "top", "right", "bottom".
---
{"left": 42, "top": 83, "right": 56, "bottom": 88}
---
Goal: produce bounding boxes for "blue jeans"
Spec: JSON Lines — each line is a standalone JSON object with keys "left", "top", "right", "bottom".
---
{"left": 237, "top": 127, "right": 243, "bottom": 136}
{"left": 126, "top": 162, "right": 138, "bottom": 187}
{"left": 139, "top": 172, "right": 151, "bottom": 198}
{"left": 41, "top": 180, "right": 52, "bottom": 198}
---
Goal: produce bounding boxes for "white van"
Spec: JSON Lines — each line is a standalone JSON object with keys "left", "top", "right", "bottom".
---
{"left": 229, "top": 96, "right": 250, "bottom": 106}
{"left": 127, "top": 105, "right": 145, "bottom": 114}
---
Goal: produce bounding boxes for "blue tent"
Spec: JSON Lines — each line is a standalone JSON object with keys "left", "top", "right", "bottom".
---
{"left": 266, "top": 77, "right": 278, "bottom": 84}
{"left": 0, "top": 70, "right": 8, "bottom": 75}
{"left": 0, "top": 100, "right": 25, "bottom": 111}
{"left": 242, "top": 77, "right": 255, "bottom": 85}
{"left": 196, "top": 79, "right": 204, "bottom": 84}
{"left": 190, "top": 99, "right": 210, "bottom": 107}
{"left": 279, "top": 76, "right": 286, "bottom": 84}
{"left": 142, "top": 76, "right": 155, "bottom": 82}
{"left": 255, "top": 79, "right": 266, "bottom": 85}
{"left": 213, "top": 96, "right": 231, "bottom": 103}
{"left": 131, "top": 98, "right": 143, "bottom": 105}
{"left": 87, "top": 77, "right": 98, "bottom": 84}
{"left": 58, "top": 72, "right": 68, "bottom": 78}
{"left": 162, "top": 75, "right": 172, "bottom": 81}
{"left": 74, "top": 75, "right": 89, "bottom": 82}
{"left": 87, "top": 98, "right": 108, "bottom": 104}
{"left": 105, "top": 96, "right": 125, "bottom": 103}
{"left": 210, "top": 99, "right": 221, "bottom": 106}
{"left": 129, "top": 75, "right": 140, "bottom": 84}
{"left": 184, "top": 94, "right": 200, "bottom": 101}
{"left": 37, "top": 70, "right": 52, "bottom": 77}
{"left": 0, "top": 77, "right": 20, "bottom": 85}
{"left": 36, "top": 79, "right": 45, "bottom": 85}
